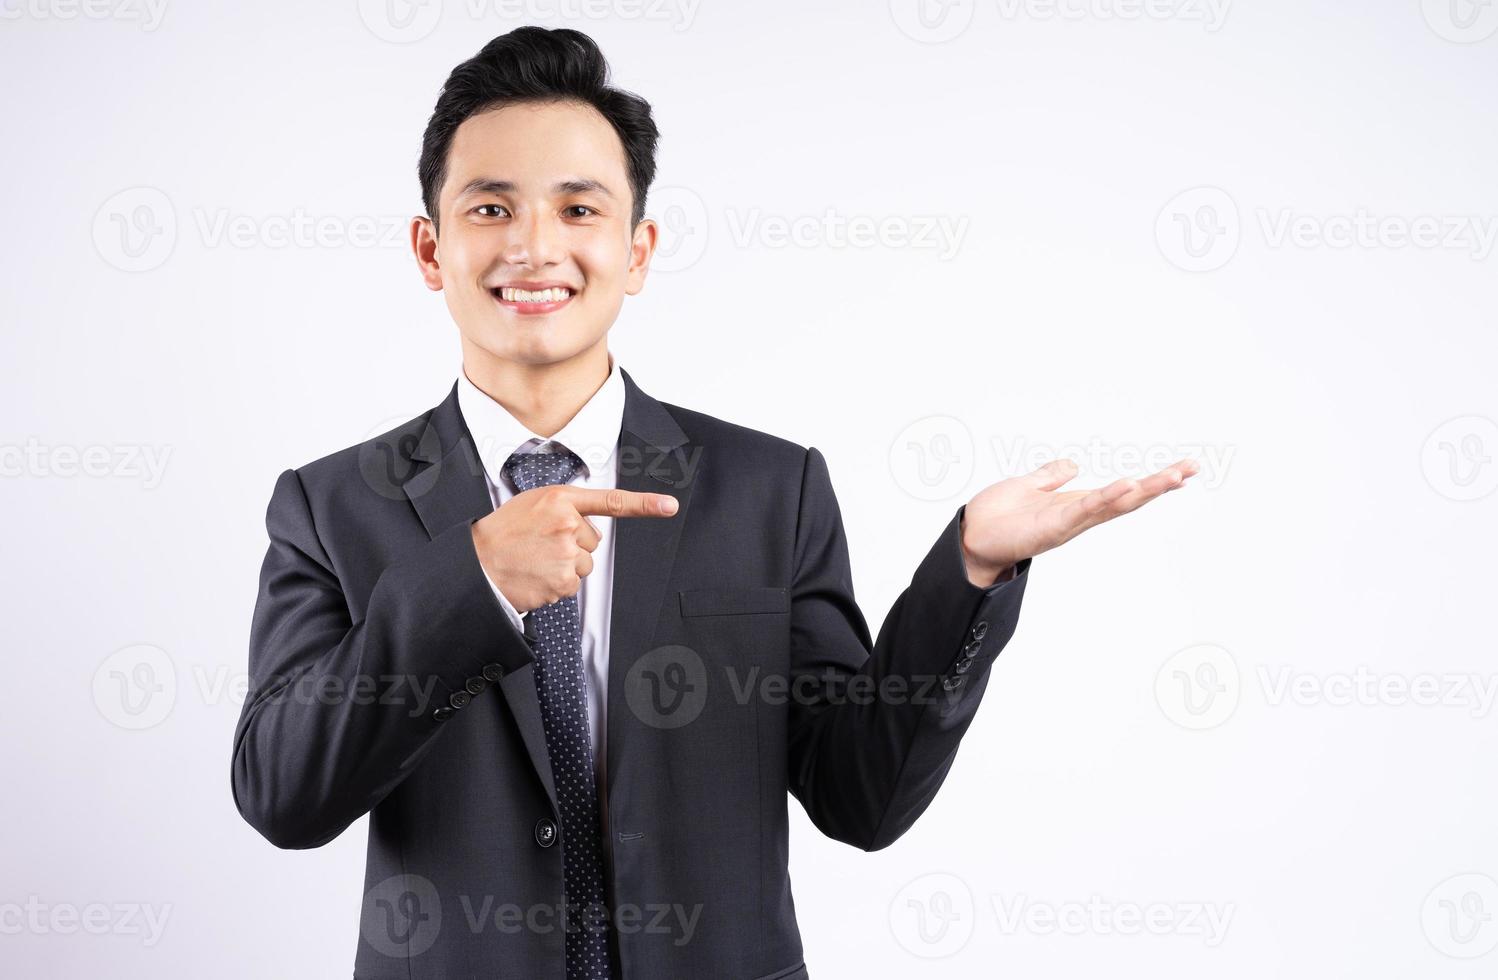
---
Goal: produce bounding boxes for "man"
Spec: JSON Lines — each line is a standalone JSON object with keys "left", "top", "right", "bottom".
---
{"left": 230, "top": 26, "right": 1197, "bottom": 980}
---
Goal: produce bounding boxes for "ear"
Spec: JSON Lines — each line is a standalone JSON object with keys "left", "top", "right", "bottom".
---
{"left": 623, "top": 218, "right": 659, "bottom": 296}
{"left": 411, "top": 215, "right": 443, "bottom": 292}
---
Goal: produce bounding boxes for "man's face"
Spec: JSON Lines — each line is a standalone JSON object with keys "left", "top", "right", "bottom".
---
{"left": 413, "top": 99, "right": 655, "bottom": 369}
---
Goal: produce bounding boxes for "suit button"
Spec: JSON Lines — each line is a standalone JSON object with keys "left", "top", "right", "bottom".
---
{"left": 481, "top": 663, "right": 505, "bottom": 683}
{"left": 535, "top": 818, "right": 558, "bottom": 848}
{"left": 962, "top": 640, "right": 982, "bottom": 658}
{"left": 465, "top": 677, "right": 487, "bottom": 696}
{"left": 449, "top": 690, "right": 471, "bottom": 710}
{"left": 432, "top": 705, "right": 455, "bottom": 722}
{"left": 971, "top": 621, "right": 989, "bottom": 640}
{"left": 954, "top": 658, "right": 973, "bottom": 674}
{"left": 943, "top": 675, "right": 965, "bottom": 691}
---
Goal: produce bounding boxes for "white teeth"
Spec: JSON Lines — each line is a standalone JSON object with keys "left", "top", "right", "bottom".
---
{"left": 499, "top": 286, "right": 572, "bottom": 303}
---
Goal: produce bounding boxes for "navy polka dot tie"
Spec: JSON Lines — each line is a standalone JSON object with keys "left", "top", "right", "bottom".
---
{"left": 502, "top": 448, "right": 612, "bottom": 980}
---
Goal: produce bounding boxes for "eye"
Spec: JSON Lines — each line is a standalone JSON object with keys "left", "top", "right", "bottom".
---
{"left": 473, "top": 204, "right": 508, "bottom": 218}
{"left": 564, "top": 205, "right": 597, "bottom": 218}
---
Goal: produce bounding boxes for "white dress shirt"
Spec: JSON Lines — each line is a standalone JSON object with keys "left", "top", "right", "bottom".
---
{"left": 456, "top": 352, "right": 625, "bottom": 780}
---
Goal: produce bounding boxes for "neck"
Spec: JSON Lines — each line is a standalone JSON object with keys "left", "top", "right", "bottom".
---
{"left": 460, "top": 338, "right": 611, "bottom": 439}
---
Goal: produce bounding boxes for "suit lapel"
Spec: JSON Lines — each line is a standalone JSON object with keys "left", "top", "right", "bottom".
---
{"left": 605, "top": 370, "right": 696, "bottom": 807}
{"left": 402, "top": 388, "right": 491, "bottom": 541}
{"left": 403, "top": 384, "right": 561, "bottom": 811}
{"left": 398, "top": 370, "right": 698, "bottom": 820}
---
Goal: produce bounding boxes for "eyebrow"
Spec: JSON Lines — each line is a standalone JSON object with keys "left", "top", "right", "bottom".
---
{"left": 455, "top": 177, "right": 616, "bottom": 200}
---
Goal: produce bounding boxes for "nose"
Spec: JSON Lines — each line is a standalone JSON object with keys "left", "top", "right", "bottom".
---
{"left": 502, "top": 207, "right": 565, "bottom": 269}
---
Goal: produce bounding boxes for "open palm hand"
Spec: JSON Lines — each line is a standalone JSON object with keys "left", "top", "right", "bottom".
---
{"left": 959, "top": 457, "right": 1200, "bottom": 585}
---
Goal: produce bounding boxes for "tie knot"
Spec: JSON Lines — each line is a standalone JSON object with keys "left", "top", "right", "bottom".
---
{"left": 502, "top": 447, "right": 585, "bottom": 492}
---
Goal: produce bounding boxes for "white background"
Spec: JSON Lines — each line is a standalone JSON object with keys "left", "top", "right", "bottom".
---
{"left": 3, "top": 0, "right": 1497, "bottom": 976}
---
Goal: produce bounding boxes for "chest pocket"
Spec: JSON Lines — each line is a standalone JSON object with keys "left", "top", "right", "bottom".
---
{"left": 678, "top": 586, "right": 790, "bottom": 617}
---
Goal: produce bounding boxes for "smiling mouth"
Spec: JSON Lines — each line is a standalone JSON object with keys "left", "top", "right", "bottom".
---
{"left": 491, "top": 286, "right": 575, "bottom": 312}
{"left": 495, "top": 285, "right": 573, "bottom": 302}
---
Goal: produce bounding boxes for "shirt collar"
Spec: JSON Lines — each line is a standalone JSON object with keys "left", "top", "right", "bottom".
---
{"left": 456, "top": 351, "right": 625, "bottom": 490}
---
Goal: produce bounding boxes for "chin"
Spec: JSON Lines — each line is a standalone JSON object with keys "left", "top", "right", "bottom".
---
{"left": 465, "top": 324, "right": 596, "bottom": 368}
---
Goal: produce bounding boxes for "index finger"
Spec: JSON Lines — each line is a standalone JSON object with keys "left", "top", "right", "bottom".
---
{"left": 563, "top": 485, "right": 680, "bottom": 518}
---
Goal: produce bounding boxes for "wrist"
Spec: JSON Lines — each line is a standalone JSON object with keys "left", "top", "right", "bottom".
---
{"left": 959, "top": 524, "right": 1014, "bottom": 588}
{"left": 961, "top": 548, "right": 1014, "bottom": 588}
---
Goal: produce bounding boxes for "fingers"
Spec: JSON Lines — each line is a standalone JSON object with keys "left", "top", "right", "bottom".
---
{"left": 1027, "top": 458, "right": 1080, "bottom": 491}
{"left": 1060, "top": 458, "right": 1198, "bottom": 530}
{"left": 1133, "top": 458, "right": 1198, "bottom": 498}
{"left": 1064, "top": 458, "right": 1199, "bottom": 528}
{"left": 1071, "top": 477, "right": 1139, "bottom": 523}
{"left": 1172, "top": 457, "right": 1201, "bottom": 478}
{"left": 566, "top": 486, "right": 680, "bottom": 518}
{"left": 575, "top": 515, "right": 601, "bottom": 552}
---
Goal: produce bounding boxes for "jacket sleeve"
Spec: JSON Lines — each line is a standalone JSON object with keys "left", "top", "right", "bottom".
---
{"left": 786, "top": 447, "right": 1031, "bottom": 851}
{"left": 230, "top": 468, "right": 534, "bottom": 849}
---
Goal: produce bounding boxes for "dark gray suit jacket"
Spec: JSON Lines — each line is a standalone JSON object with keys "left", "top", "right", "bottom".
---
{"left": 230, "top": 367, "right": 1031, "bottom": 979}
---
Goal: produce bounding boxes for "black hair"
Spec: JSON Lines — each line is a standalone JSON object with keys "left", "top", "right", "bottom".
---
{"left": 418, "top": 27, "right": 659, "bottom": 233}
